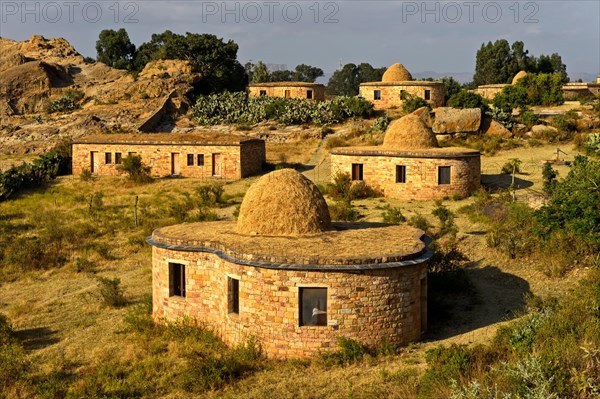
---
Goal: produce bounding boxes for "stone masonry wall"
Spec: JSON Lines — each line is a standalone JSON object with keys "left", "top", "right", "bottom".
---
{"left": 152, "top": 246, "right": 427, "bottom": 358}
{"left": 330, "top": 153, "right": 481, "bottom": 200}
{"left": 73, "top": 142, "right": 264, "bottom": 180}
{"left": 239, "top": 140, "right": 266, "bottom": 177}
{"left": 248, "top": 85, "right": 325, "bottom": 101}
{"left": 359, "top": 83, "right": 444, "bottom": 110}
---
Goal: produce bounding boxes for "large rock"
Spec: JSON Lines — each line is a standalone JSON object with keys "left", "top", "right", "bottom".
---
{"left": 410, "top": 106, "right": 433, "bottom": 128}
{"left": 480, "top": 118, "right": 512, "bottom": 137}
{"left": 432, "top": 107, "right": 482, "bottom": 134}
{"left": 531, "top": 125, "right": 558, "bottom": 135}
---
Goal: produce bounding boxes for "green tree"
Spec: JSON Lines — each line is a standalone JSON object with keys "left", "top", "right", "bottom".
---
{"left": 493, "top": 85, "right": 528, "bottom": 112}
{"left": 326, "top": 63, "right": 385, "bottom": 96}
{"left": 252, "top": 61, "right": 270, "bottom": 83}
{"left": 270, "top": 70, "right": 293, "bottom": 82}
{"left": 441, "top": 76, "right": 462, "bottom": 103}
{"left": 447, "top": 91, "right": 489, "bottom": 113}
{"left": 516, "top": 73, "right": 565, "bottom": 106}
{"left": 292, "top": 64, "right": 324, "bottom": 82}
{"left": 96, "top": 28, "right": 136, "bottom": 70}
{"left": 117, "top": 155, "right": 152, "bottom": 183}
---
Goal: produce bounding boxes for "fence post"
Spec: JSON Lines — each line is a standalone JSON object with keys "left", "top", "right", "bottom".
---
{"left": 134, "top": 195, "right": 139, "bottom": 227}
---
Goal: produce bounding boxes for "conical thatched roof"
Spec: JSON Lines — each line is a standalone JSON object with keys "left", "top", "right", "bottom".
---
{"left": 236, "top": 169, "right": 331, "bottom": 236}
{"left": 382, "top": 63, "right": 413, "bottom": 82}
{"left": 512, "top": 70, "right": 527, "bottom": 85}
{"left": 383, "top": 114, "right": 439, "bottom": 149}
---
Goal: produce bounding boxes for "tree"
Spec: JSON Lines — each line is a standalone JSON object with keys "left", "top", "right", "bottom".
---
{"left": 326, "top": 63, "right": 385, "bottom": 96}
{"left": 96, "top": 28, "right": 136, "bottom": 70}
{"left": 441, "top": 76, "right": 462, "bottom": 103}
{"left": 270, "top": 70, "right": 293, "bottom": 82}
{"left": 447, "top": 91, "right": 489, "bottom": 113}
{"left": 493, "top": 85, "right": 528, "bottom": 112}
{"left": 516, "top": 73, "right": 564, "bottom": 106}
{"left": 357, "top": 63, "right": 386, "bottom": 83}
{"left": 292, "top": 64, "right": 324, "bottom": 82}
{"left": 132, "top": 30, "right": 247, "bottom": 93}
{"left": 117, "top": 155, "right": 152, "bottom": 183}
{"left": 252, "top": 61, "right": 271, "bottom": 83}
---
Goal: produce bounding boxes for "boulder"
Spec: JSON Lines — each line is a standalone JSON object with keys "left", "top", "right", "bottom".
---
{"left": 410, "top": 106, "right": 433, "bottom": 128}
{"left": 531, "top": 125, "right": 558, "bottom": 135}
{"left": 432, "top": 107, "right": 482, "bottom": 134}
{"left": 480, "top": 118, "right": 512, "bottom": 137}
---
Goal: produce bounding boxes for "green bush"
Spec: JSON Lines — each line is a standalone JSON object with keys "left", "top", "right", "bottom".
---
{"left": 192, "top": 92, "right": 373, "bottom": 126}
{"left": 381, "top": 205, "right": 406, "bottom": 224}
{"left": 46, "top": 89, "right": 84, "bottom": 113}
{"left": 520, "top": 108, "right": 539, "bottom": 128}
{"left": 516, "top": 73, "right": 565, "bottom": 106}
{"left": 196, "top": 182, "right": 225, "bottom": 207}
{"left": 408, "top": 213, "right": 431, "bottom": 232}
{"left": 97, "top": 276, "right": 127, "bottom": 307}
{"left": 584, "top": 132, "right": 600, "bottom": 156}
{"left": 487, "top": 108, "right": 516, "bottom": 130}
{"left": 369, "top": 115, "right": 390, "bottom": 133}
{"left": 447, "top": 91, "right": 489, "bottom": 113}
{"left": 493, "top": 84, "right": 528, "bottom": 112}
{"left": 320, "top": 337, "right": 373, "bottom": 366}
{"left": 329, "top": 199, "right": 361, "bottom": 221}
{"left": 116, "top": 155, "right": 153, "bottom": 183}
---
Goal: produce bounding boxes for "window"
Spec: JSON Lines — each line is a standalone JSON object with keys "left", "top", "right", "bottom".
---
{"left": 438, "top": 166, "right": 451, "bottom": 185}
{"left": 115, "top": 152, "right": 122, "bottom": 164}
{"left": 259, "top": 90, "right": 267, "bottom": 96}
{"left": 105, "top": 152, "right": 112, "bottom": 164}
{"left": 187, "top": 154, "right": 194, "bottom": 166}
{"left": 396, "top": 165, "right": 406, "bottom": 183}
{"left": 168, "top": 263, "right": 185, "bottom": 297}
{"left": 307, "top": 90, "right": 313, "bottom": 99}
{"left": 284, "top": 89, "right": 291, "bottom": 98}
{"left": 351, "top": 163, "right": 363, "bottom": 181}
{"left": 197, "top": 154, "right": 204, "bottom": 166}
{"left": 299, "top": 288, "right": 327, "bottom": 326}
{"left": 374, "top": 90, "right": 381, "bottom": 100}
{"left": 424, "top": 89, "right": 431, "bottom": 100}
{"left": 228, "top": 277, "right": 239, "bottom": 314}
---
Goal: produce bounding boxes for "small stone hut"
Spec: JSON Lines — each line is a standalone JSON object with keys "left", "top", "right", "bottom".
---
{"left": 330, "top": 114, "right": 481, "bottom": 200}
{"left": 359, "top": 63, "right": 444, "bottom": 109}
{"left": 148, "top": 169, "right": 432, "bottom": 358}
{"left": 472, "top": 70, "right": 528, "bottom": 100}
{"left": 248, "top": 82, "right": 325, "bottom": 101}
{"left": 72, "top": 133, "right": 265, "bottom": 180}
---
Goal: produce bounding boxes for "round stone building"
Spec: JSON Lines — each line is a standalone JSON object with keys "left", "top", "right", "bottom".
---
{"left": 148, "top": 169, "right": 432, "bottom": 358}
{"left": 330, "top": 114, "right": 481, "bottom": 200}
{"left": 359, "top": 63, "right": 445, "bottom": 109}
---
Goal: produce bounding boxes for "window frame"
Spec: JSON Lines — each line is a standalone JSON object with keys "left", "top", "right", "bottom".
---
{"left": 299, "top": 287, "right": 327, "bottom": 327}
{"left": 396, "top": 165, "right": 406, "bottom": 183}
{"left": 168, "top": 262, "right": 186, "bottom": 298}
{"left": 438, "top": 166, "right": 451, "bottom": 185}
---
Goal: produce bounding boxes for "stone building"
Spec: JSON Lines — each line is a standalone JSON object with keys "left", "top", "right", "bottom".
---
{"left": 472, "top": 71, "right": 527, "bottom": 100}
{"left": 330, "top": 114, "right": 481, "bottom": 200}
{"left": 359, "top": 63, "right": 444, "bottom": 109}
{"left": 562, "top": 81, "right": 600, "bottom": 100}
{"left": 248, "top": 82, "right": 325, "bottom": 101}
{"left": 147, "top": 169, "right": 432, "bottom": 358}
{"left": 72, "top": 133, "right": 265, "bottom": 180}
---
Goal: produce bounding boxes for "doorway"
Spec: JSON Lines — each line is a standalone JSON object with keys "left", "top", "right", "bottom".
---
{"left": 171, "top": 153, "right": 180, "bottom": 176}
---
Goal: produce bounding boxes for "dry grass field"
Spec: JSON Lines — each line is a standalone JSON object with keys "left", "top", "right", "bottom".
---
{"left": 0, "top": 135, "right": 597, "bottom": 398}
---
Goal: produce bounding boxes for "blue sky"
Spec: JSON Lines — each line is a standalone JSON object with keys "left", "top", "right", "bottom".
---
{"left": 1, "top": 1, "right": 598, "bottom": 80}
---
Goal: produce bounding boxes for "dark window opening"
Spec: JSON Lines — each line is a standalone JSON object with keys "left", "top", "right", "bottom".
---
{"left": 307, "top": 90, "right": 313, "bottom": 99}
{"left": 187, "top": 154, "right": 194, "bottom": 166}
{"left": 299, "top": 287, "right": 327, "bottom": 326}
{"left": 115, "top": 152, "right": 122, "bottom": 164}
{"left": 197, "top": 154, "right": 204, "bottom": 166}
{"left": 105, "top": 152, "right": 112, "bottom": 164}
{"left": 396, "top": 165, "right": 406, "bottom": 183}
{"left": 228, "top": 277, "right": 239, "bottom": 314}
{"left": 169, "top": 263, "right": 186, "bottom": 298}
{"left": 374, "top": 90, "right": 381, "bottom": 100}
{"left": 284, "top": 90, "right": 291, "bottom": 98}
{"left": 424, "top": 89, "right": 431, "bottom": 100}
{"left": 259, "top": 90, "right": 267, "bottom": 96}
{"left": 351, "top": 163, "right": 363, "bottom": 181}
{"left": 438, "top": 166, "right": 451, "bottom": 185}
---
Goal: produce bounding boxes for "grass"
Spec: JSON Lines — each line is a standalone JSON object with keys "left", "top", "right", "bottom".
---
{"left": 0, "top": 139, "right": 596, "bottom": 398}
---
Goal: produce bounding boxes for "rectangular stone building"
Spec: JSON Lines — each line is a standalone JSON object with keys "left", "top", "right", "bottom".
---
{"left": 72, "top": 133, "right": 265, "bottom": 180}
{"left": 248, "top": 82, "right": 325, "bottom": 101}
{"left": 359, "top": 81, "right": 445, "bottom": 110}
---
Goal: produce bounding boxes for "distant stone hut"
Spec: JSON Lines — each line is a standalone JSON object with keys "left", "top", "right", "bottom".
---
{"left": 72, "top": 133, "right": 265, "bottom": 180}
{"left": 330, "top": 114, "right": 481, "bottom": 200}
{"left": 147, "top": 169, "right": 432, "bottom": 358}
{"left": 359, "top": 63, "right": 444, "bottom": 109}
{"left": 472, "top": 71, "right": 528, "bottom": 100}
{"left": 248, "top": 82, "right": 325, "bottom": 101}
{"left": 562, "top": 80, "right": 600, "bottom": 100}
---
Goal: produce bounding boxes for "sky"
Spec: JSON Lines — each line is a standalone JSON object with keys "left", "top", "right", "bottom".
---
{"left": 1, "top": 0, "right": 599, "bottom": 81}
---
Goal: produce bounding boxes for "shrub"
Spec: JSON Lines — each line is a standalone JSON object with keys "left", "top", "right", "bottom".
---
{"left": 584, "top": 132, "right": 600, "bottom": 156}
{"left": 80, "top": 168, "right": 94, "bottom": 181}
{"left": 401, "top": 91, "right": 431, "bottom": 113}
{"left": 408, "top": 213, "right": 431, "bottom": 232}
{"left": 97, "top": 276, "right": 126, "bottom": 307}
{"left": 520, "top": 108, "right": 539, "bottom": 128}
{"left": 320, "top": 337, "right": 373, "bottom": 366}
{"left": 501, "top": 158, "right": 522, "bottom": 175}
{"left": 369, "top": 115, "right": 390, "bottom": 133}
{"left": 516, "top": 73, "right": 565, "bottom": 106}
{"left": 329, "top": 199, "right": 360, "bottom": 221}
{"left": 196, "top": 182, "right": 225, "bottom": 207}
{"left": 487, "top": 108, "right": 516, "bottom": 130}
{"left": 493, "top": 84, "right": 528, "bottom": 112}
{"left": 447, "top": 91, "right": 489, "bottom": 113}
{"left": 325, "top": 171, "right": 352, "bottom": 200}
{"left": 46, "top": 89, "right": 84, "bottom": 113}
{"left": 432, "top": 203, "right": 457, "bottom": 238}
{"left": 381, "top": 205, "right": 406, "bottom": 224}
{"left": 117, "top": 155, "right": 152, "bottom": 183}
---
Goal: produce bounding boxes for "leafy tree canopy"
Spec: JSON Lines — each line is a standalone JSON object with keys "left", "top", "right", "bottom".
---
{"left": 326, "top": 63, "right": 386, "bottom": 96}
{"left": 96, "top": 28, "right": 136, "bottom": 70}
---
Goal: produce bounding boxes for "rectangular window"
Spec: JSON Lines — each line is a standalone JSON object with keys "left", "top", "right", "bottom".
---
{"left": 187, "top": 154, "right": 194, "bottom": 166}
{"left": 284, "top": 89, "right": 291, "bottom": 98}
{"left": 374, "top": 90, "right": 381, "bottom": 100}
{"left": 197, "top": 154, "right": 204, "bottom": 166}
{"left": 396, "top": 165, "right": 406, "bottom": 183}
{"left": 259, "top": 90, "right": 267, "bottom": 96}
{"left": 307, "top": 90, "right": 313, "bottom": 99}
{"left": 351, "top": 163, "right": 363, "bottom": 181}
{"left": 105, "top": 152, "right": 112, "bottom": 164}
{"left": 115, "top": 152, "right": 122, "bottom": 164}
{"left": 299, "top": 287, "right": 327, "bottom": 326}
{"left": 228, "top": 277, "right": 239, "bottom": 314}
{"left": 424, "top": 89, "right": 431, "bottom": 100}
{"left": 438, "top": 166, "right": 451, "bottom": 185}
{"left": 168, "top": 263, "right": 186, "bottom": 298}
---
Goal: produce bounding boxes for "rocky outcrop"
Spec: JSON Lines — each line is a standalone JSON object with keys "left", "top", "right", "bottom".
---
{"left": 480, "top": 118, "right": 512, "bottom": 137}
{"left": 432, "top": 107, "right": 482, "bottom": 134}
{"left": 531, "top": 125, "right": 558, "bottom": 136}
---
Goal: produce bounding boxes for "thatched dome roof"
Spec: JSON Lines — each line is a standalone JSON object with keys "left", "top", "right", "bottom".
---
{"left": 382, "top": 63, "right": 413, "bottom": 82}
{"left": 512, "top": 70, "right": 527, "bottom": 85}
{"left": 236, "top": 169, "right": 331, "bottom": 236}
{"left": 383, "top": 114, "right": 439, "bottom": 149}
